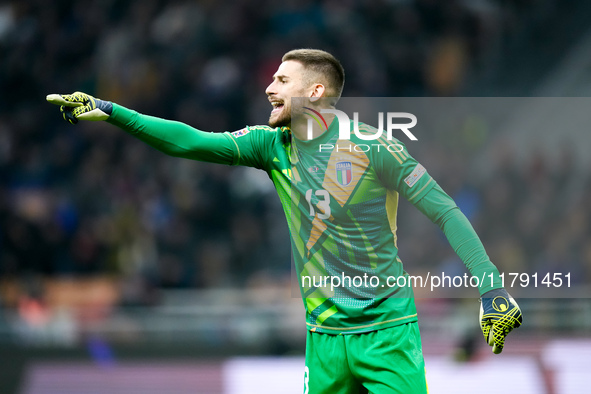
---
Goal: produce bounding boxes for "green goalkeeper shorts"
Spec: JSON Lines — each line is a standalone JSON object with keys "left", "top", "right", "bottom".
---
{"left": 303, "top": 322, "right": 428, "bottom": 394}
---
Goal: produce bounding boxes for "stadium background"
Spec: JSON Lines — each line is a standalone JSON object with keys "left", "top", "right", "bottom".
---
{"left": 1, "top": 0, "right": 590, "bottom": 392}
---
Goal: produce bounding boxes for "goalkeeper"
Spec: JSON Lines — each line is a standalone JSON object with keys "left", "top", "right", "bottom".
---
{"left": 48, "top": 49, "right": 522, "bottom": 393}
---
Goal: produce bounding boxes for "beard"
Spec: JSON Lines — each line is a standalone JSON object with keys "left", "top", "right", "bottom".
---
{"left": 268, "top": 104, "right": 291, "bottom": 128}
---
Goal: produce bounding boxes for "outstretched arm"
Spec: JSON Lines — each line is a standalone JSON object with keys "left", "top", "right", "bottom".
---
{"left": 107, "top": 103, "right": 234, "bottom": 164}
{"left": 47, "top": 92, "right": 235, "bottom": 165}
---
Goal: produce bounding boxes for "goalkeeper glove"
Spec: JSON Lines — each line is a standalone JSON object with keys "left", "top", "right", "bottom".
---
{"left": 479, "top": 288, "right": 522, "bottom": 354}
{"left": 46, "top": 92, "right": 113, "bottom": 124}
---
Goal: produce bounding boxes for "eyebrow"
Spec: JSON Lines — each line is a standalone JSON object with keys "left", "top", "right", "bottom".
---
{"left": 273, "top": 74, "right": 289, "bottom": 81}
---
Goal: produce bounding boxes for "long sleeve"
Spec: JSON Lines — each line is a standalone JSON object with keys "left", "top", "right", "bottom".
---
{"left": 414, "top": 184, "right": 502, "bottom": 295}
{"left": 106, "top": 103, "right": 236, "bottom": 165}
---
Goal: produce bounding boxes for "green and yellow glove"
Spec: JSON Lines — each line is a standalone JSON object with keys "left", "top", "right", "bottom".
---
{"left": 46, "top": 92, "right": 113, "bottom": 124}
{"left": 479, "top": 288, "right": 522, "bottom": 354}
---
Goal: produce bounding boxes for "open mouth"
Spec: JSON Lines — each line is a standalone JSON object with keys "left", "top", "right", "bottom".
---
{"left": 271, "top": 101, "right": 284, "bottom": 114}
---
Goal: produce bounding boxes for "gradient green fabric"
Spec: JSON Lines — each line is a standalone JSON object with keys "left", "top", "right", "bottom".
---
{"left": 107, "top": 103, "right": 502, "bottom": 335}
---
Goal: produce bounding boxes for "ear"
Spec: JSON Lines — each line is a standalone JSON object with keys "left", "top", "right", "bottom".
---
{"left": 310, "top": 83, "right": 326, "bottom": 100}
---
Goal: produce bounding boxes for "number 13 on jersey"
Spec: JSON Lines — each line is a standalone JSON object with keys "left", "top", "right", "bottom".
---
{"left": 305, "top": 189, "right": 331, "bottom": 219}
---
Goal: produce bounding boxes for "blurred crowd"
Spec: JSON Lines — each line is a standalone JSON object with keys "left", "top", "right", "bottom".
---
{"left": 0, "top": 0, "right": 590, "bottom": 306}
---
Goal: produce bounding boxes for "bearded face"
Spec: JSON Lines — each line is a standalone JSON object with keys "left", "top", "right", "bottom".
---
{"left": 266, "top": 61, "right": 313, "bottom": 128}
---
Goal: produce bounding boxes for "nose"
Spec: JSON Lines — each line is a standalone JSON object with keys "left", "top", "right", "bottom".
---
{"left": 265, "top": 80, "right": 276, "bottom": 96}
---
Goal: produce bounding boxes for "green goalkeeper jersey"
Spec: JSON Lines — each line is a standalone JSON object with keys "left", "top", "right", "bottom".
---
{"left": 107, "top": 103, "right": 502, "bottom": 335}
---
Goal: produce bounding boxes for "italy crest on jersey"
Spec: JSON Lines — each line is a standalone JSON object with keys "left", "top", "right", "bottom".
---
{"left": 336, "top": 161, "right": 353, "bottom": 186}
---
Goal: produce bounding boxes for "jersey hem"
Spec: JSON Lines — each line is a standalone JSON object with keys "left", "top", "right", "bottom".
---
{"left": 306, "top": 313, "right": 418, "bottom": 335}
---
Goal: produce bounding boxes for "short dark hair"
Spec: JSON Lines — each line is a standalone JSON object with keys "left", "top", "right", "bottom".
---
{"left": 282, "top": 49, "right": 345, "bottom": 103}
